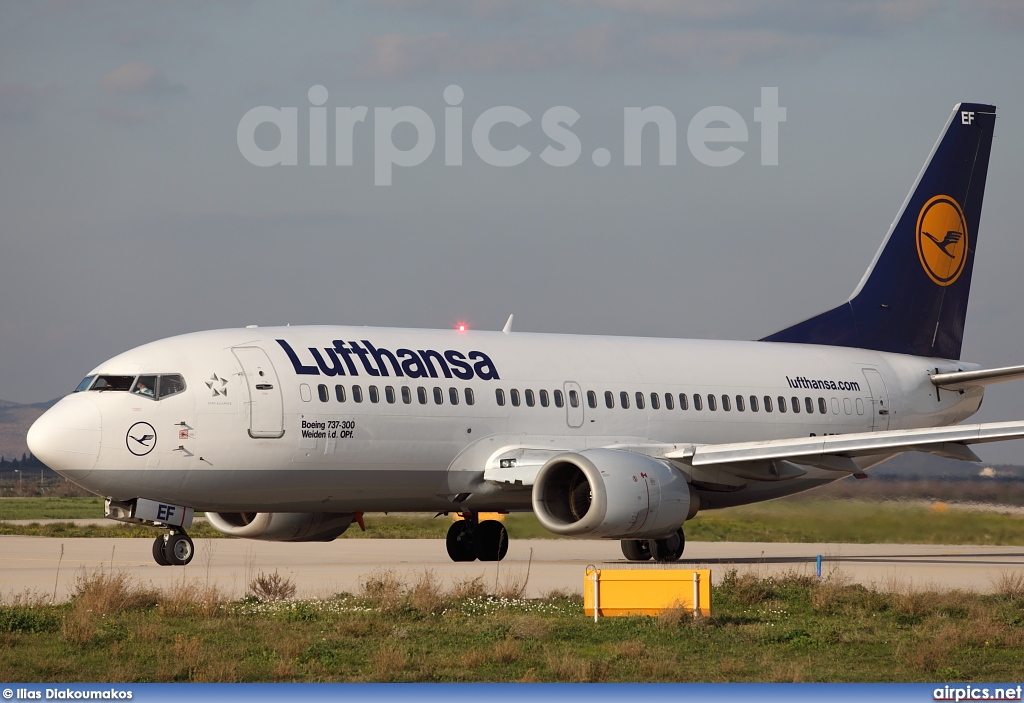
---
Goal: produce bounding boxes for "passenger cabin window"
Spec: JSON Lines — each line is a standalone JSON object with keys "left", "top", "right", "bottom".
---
{"left": 620, "top": 391, "right": 630, "bottom": 409}
{"left": 318, "top": 384, "right": 329, "bottom": 402}
{"left": 736, "top": 395, "right": 745, "bottom": 412}
{"left": 74, "top": 376, "right": 96, "bottom": 393}
{"left": 369, "top": 386, "right": 380, "bottom": 403}
{"left": 708, "top": 394, "right": 717, "bottom": 411}
{"left": 449, "top": 387, "right": 459, "bottom": 405}
{"left": 335, "top": 384, "right": 347, "bottom": 403}
{"left": 496, "top": 389, "right": 506, "bottom": 406}
{"left": 819, "top": 397, "right": 828, "bottom": 414}
{"left": 750, "top": 395, "right": 759, "bottom": 412}
{"left": 511, "top": 389, "right": 521, "bottom": 407}
{"left": 133, "top": 375, "right": 157, "bottom": 399}
{"left": 352, "top": 385, "right": 363, "bottom": 403}
{"left": 650, "top": 392, "right": 660, "bottom": 410}
{"left": 569, "top": 390, "right": 580, "bottom": 408}
{"left": 385, "top": 386, "right": 396, "bottom": 404}
{"left": 805, "top": 397, "right": 814, "bottom": 414}
{"left": 401, "top": 386, "right": 411, "bottom": 404}
{"left": 540, "top": 390, "right": 549, "bottom": 407}
{"left": 417, "top": 386, "right": 428, "bottom": 404}
{"left": 554, "top": 390, "right": 564, "bottom": 408}
{"left": 664, "top": 393, "right": 674, "bottom": 410}
{"left": 92, "top": 375, "right": 135, "bottom": 392}
{"left": 764, "top": 396, "right": 772, "bottom": 412}
{"left": 635, "top": 391, "right": 645, "bottom": 410}
{"left": 693, "top": 394, "right": 702, "bottom": 411}
{"left": 605, "top": 391, "right": 614, "bottom": 409}
{"left": 433, "top": 387, "right": 443, "bottom": 405}
{"left": 791, "top": 397, "right": 800, "bottom": 413}
{"left": 679, "top": 393, "right": 689, "bottom": 410}
{"left": 777, "top": 396, "right": 785, "bottom": 413}
{"left": 465, "top": 388, "right": 475, "bottom": 406}
{"left": 721, "top": 395, "right": 731, "bottom": 411}
{"left": 587, "top": 390, "right": 597, "bottom": 409}
{"left": 525, "top": 389, "right": 535, "bottom": 407}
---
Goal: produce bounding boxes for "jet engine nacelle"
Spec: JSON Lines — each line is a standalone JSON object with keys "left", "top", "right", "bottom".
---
{"left": 205, "top": 511, "right": 355, "bottom": 542}
{"left": 531, "top": 448, "right": 697, "bottom": 539}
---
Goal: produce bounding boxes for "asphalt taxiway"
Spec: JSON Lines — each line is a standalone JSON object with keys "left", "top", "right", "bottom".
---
{"left": 2, "top": 536, "right": 1021, "bottom": 600}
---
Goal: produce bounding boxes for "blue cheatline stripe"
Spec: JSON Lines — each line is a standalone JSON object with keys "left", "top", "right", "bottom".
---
{"left": 2, "top": 683, "right": 1022, "bottom": 702}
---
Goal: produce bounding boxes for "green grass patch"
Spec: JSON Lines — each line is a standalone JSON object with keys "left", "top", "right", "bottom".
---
{"left": 2, "top": 568, "right": 1023, "bottom": 682}
{"left": 0, "top": 497, "right": 105, "bottom": 520}
{"left": 686, "top": 499, "right": 1024, "bottom": 545}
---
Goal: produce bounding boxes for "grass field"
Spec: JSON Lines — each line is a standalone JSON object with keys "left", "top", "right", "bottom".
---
{"left": 686, "top": 500, "right": 1024, "bottom": 545}
{"left": 0, "top": 497, "right": 105, "bottom": 520}
{"left": 1, "top": 567, "right": 1023, "bottom": 682}
{"left": 3, "top": 497, "right": 1024, "bottom": 545}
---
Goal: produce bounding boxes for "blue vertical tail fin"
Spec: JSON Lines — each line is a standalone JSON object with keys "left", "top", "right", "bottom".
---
{"left": 762, "top": 103, "right": 996, "bottom": 360}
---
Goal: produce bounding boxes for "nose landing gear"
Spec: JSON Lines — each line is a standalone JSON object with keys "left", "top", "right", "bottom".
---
{"left": 104, "top": 498, "right": 196, "bottom": 567}
{"left": 152, "top": 530, "right": 195, "bottom": 567}
{"left": 445, "top": 512, "right": 508, "bottom": 562}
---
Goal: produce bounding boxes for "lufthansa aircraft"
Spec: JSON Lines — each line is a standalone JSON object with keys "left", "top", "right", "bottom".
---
{"left": 28, "top": 102, "right": 1024, "bottom": 567}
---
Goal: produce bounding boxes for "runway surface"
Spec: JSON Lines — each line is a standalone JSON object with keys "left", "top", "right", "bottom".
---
{"left": 2, "top": 536, "right": 1022, "bottom": 601}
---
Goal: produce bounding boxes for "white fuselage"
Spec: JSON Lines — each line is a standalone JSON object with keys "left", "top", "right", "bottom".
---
{"left": 30, "top": 325, "right": 983, "bottom": 515}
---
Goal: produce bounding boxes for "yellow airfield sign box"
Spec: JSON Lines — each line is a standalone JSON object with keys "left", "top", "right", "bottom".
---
{"left": 583, "top": 567, "right": 712, "bottom": 619}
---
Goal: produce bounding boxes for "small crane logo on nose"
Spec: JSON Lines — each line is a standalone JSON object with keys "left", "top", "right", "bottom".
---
{"left": 126, "top": 422, "right": 157, "bottom": 456}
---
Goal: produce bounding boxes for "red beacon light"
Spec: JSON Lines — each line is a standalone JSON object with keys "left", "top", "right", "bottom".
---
{"left": 456, "top": 322, "right": 468, "bottom": 333}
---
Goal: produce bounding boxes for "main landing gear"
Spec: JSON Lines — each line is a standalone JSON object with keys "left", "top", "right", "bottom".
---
{"left": 620, "top": 527, "right": 685, "bottom": 563}
{"left": 152, "top": 529, "right": 195, "bottom": 567}
{"left": 446, "top": 512, "right": 508, "bottom": 562}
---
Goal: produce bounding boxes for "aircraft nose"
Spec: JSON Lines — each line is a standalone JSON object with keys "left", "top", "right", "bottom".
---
{"left": 27, "top": 396, "right": 102, "bottom": 475}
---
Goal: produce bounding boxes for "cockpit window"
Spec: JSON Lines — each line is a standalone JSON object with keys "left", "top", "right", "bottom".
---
{"left": 156, "top": 374, "right": 186, "bottom": 399}
{"left": 91, "top": 375, "right": 135, "bottom": 391}
{"left": 74, "top": 376, "right": 96, "bottom": 393}
{"left": 84, "top": 373, "right": 186, "bottom": 399}
{"left": 133, "top": 375, "right": 157, "bottom": 398}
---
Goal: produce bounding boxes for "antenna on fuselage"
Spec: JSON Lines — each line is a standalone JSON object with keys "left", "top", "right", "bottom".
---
{"left": 502, "top": 314, "right": 514, "bottom": 334}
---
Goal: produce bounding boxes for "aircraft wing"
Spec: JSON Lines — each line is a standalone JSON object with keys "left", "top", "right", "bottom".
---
{"left": 662, "top": 420, "right": 1024, "bottom": 473}
{"left": 482, "top": 421, "right": 1024, "bottom": 489}
{"left": 931, "top": 364, "right": 1024, "bottom": 390}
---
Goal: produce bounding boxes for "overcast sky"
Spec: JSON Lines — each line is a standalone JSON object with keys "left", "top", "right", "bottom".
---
{"left": 3, "top": 1, "right": 1024, "bottom": 461}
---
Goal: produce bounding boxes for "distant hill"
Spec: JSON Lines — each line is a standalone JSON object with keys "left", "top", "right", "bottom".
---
{"left": 0, "top": 398, "right": 59, "bottom": 462}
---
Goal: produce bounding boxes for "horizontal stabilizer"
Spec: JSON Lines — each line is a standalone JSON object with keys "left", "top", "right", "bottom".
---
{"left": 931, "top": 364, "right": 1024, "bottom": 390}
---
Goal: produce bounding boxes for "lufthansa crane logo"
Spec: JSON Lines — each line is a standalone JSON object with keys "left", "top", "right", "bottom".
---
{"left": 126, "top": 422, "right": 157, "bottom": 456}
{"left": 916, "top": 195, "right": 968, "bottom": 286}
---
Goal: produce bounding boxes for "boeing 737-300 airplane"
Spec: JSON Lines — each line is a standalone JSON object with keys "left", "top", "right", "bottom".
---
{"left": 27, "top": 102, "right": 1024, "bottom": 567}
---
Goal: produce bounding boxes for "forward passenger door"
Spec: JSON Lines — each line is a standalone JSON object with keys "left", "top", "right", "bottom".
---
{"left": 233, "top": 346, "right": 285, "bottom": 438}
